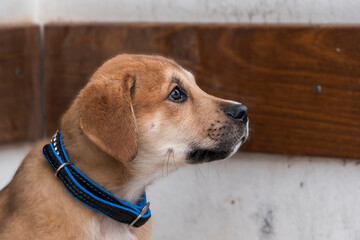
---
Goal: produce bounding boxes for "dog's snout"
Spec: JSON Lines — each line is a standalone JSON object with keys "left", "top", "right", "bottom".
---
{"left": 226, "top": 104, "right": 248, "bottom": 124}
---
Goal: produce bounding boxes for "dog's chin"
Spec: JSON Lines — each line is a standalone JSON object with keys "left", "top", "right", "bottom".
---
{"left": 186, "top": 140, "right": 243, "bottom": 164}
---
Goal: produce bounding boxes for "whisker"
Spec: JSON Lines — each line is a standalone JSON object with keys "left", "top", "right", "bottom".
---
{"left": 166, "top": 153, "right": 170, "bottom": 177}
{"left": 197, "top": 165, "right": 206, "bottom": 180}
{"left": 171, "top": 149, "right": 177, "bottom": 171}
{"left": 161, "top": 149, "right": 171, "bottom": 178}
{"left": 214, "top": 162, "right": 221, "bottom": 183}
{"left": 161, "top": 157, "right": 165, "bottom": 178}
{"left": 207, "top": 163, "right": 211, "bottom": 182}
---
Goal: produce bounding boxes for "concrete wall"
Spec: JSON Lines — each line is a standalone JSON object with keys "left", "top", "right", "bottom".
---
{"left": 1, "top": 147, "right": 359, "bottom": 240}
{"left": 33, "top": 0, "right": 360, "bottom": 23}
{"left": 0, "top": 0, "right": 34, "bottom": 23}
{"left": 0, "top": 1, "right": 359, "bottom": 240}
{"left": 1, "top": 0, "right": 360, "bottom": 24}
{"left": 149, "top": 153, "right": 360, "bottom": 240}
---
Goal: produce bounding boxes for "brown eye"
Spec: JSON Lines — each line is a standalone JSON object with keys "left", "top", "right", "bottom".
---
{"left": 169, "top": 86, "right": 187, "bottom": 103}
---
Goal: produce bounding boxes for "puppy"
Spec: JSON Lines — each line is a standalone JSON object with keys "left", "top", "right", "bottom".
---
{"left": 0, "top": 54, "right": 249, "bottom": 240}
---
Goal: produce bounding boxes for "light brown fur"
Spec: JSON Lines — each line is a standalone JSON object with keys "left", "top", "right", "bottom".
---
{"left": 0, "top": 54, "right": 248, "bottom": 239}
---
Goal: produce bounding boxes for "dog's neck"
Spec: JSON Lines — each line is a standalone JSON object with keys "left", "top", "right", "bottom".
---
{"left": 60, "top": 128, "right": 150, "bottom": 204}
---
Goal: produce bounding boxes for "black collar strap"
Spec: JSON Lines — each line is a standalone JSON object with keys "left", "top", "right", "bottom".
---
{"left": 42, "top": 131, "right": 151, "bottom": 228}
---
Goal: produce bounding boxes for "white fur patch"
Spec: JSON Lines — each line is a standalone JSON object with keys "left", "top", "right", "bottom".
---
{"left": 228, "top": 120, "right": 249, "bottom": 158}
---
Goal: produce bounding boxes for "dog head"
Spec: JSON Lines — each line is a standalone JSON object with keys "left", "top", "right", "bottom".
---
{"left": 77, "top": 54, "right": 248, "bottom": 171}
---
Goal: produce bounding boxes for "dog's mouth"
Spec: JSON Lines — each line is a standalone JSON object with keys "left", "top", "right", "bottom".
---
{"left": 187, "top": 122, "right": 249, "bottom": 164}
{"left": 186, "top": 148, "right": 231, "bottom": 164}
{"left": 186, "top": 138, "right": 246, "bottom": 164}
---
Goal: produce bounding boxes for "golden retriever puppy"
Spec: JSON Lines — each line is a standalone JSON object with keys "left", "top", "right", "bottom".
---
{"left": 0, "top": 54, "right": 248, "bottom": 239}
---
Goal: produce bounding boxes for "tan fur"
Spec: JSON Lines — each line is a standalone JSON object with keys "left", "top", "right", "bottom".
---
{"left": 0, "top": 54, "right": 248, "bottom": 239}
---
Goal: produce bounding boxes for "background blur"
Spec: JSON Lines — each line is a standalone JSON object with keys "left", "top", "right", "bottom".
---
{"left": 1, "top": 1, "right": 360, "bottom": 239}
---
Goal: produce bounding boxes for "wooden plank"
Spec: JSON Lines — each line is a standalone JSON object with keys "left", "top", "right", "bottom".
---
{"left": 0, "top": 25, "right": 42, "bottom": 144}
{"left": 44, "top": 24, "right": 360, "bottom": 159}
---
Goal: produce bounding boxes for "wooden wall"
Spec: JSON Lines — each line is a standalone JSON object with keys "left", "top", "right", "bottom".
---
{"left": 1, "top": 23, "right": 360, "bottom": 159}
{"left": 43, "top": 24, "right": 360, "bottom": 159}
{"left": 0, "top": 25, "right": 42, "bottom": 144}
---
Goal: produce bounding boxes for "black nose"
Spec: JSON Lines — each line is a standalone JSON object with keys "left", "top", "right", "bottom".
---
{"left": 226, "top": 104, "right": 248, "bottom": 124}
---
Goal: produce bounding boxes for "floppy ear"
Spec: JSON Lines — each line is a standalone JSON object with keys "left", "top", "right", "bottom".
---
{"left": 79, "top": 75, "right": 137, "bottom": 162}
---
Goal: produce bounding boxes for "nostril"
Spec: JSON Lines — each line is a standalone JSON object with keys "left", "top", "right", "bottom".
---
{"left": 238, "top": 111, "right": 246, "bottom": 121}
{"left": 227, "top": 104, "right": 248, "bottom": 123}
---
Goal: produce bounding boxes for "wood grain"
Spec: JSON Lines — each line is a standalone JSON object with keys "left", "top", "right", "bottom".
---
{"left": 44, "top": 24, "right": 360, "bottom": 159}
{"left": 0, "top": 25, "right": 42, "bottom": 144}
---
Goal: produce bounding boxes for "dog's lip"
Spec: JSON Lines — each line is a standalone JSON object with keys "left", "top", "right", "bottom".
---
{"left": 239, "top": 123, "right": 249, "bottom": 144}
{"left": 186, "top": 148, "right": 231, "bottom": 164}
{"left": 240, "top": 133, "right": 249, "bottom": 144}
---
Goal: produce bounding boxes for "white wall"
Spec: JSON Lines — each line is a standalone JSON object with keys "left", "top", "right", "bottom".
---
{"left": 1, "top": 148, "right": 359, "bottom": 240}
{"left": 0, "top": 0, "right": 34, "bottom": 24}
{"left": 33, "top": 0, "right": 360, "bottom": 23}
{"left": 148, "top": 153, "right": 360, "bottom": 240}
{"left": 0, "top": 144, "right": 31, "bottom": 186}
{"left": 1, "top": 0, "right": 360, "bottom": 24}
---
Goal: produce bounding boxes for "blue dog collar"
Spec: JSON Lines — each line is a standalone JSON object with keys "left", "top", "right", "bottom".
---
{"left": 42, "top": 131, "right": 151, "bottom": 228}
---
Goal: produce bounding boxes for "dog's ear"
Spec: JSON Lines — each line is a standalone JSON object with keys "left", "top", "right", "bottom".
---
{"left": 79, "top": 75, "right": 137, "bottom": 162}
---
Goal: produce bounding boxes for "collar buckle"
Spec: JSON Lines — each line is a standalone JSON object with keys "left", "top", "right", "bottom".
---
{"left": 128, "top": 202, "right": 150, "bottom": 228}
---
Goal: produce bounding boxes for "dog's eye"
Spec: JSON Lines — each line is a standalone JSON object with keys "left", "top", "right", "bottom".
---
{"left": 168, "top": 86, "right": 187, "bottom": 103}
